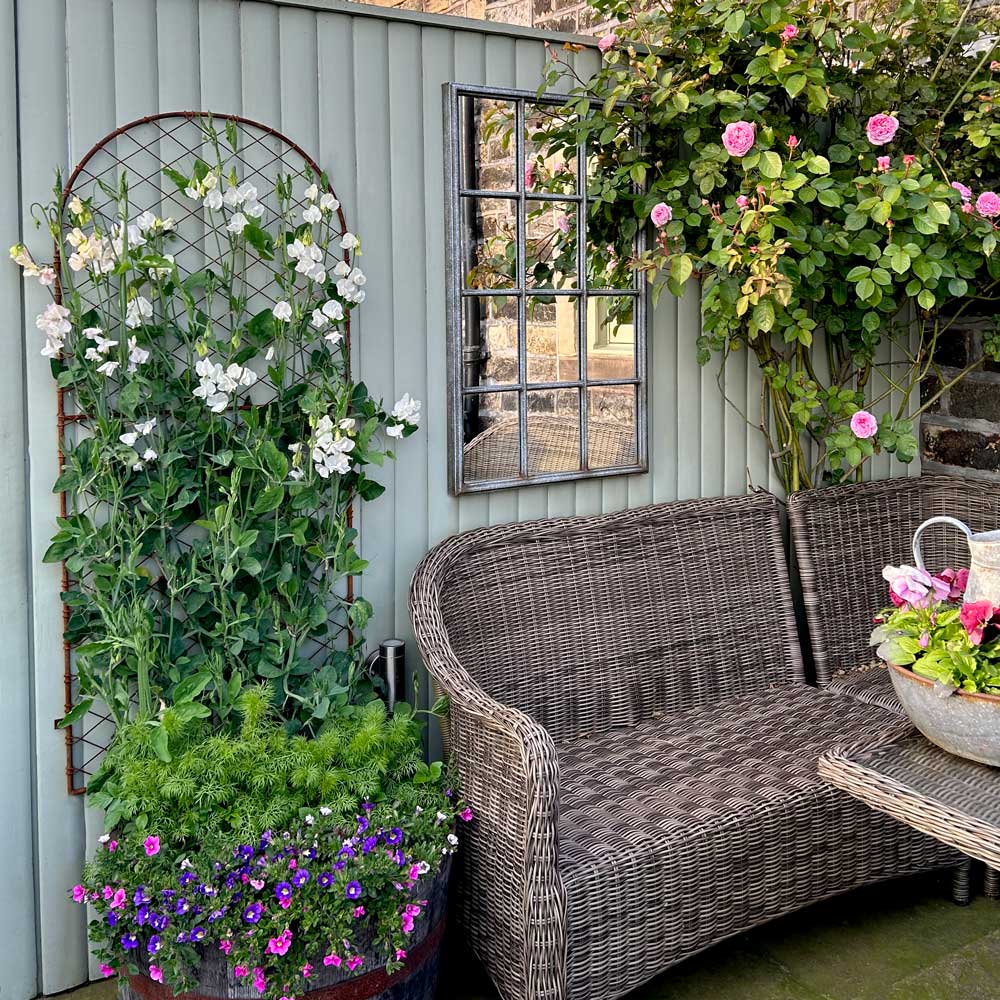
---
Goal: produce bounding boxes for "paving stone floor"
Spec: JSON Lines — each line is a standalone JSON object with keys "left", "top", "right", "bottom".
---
{"left": 48, "top": 872, "right": 1000, "bottom": 1000}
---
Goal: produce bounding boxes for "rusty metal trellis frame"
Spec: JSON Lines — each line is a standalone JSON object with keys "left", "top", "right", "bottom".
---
{"left": 54, "top": 111, "right": 354, "bottom": 794}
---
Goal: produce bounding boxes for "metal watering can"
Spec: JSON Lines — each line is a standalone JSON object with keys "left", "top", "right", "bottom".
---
{"left": 913, "top": 516, "right": 1000, "bottom": 606}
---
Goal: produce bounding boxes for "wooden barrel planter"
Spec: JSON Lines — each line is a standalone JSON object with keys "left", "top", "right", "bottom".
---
{"left": 119, "top": 861, "right": 450, "bottom": 1000}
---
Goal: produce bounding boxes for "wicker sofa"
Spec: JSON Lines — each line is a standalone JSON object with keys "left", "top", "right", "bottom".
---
{"left": 410, "top": 492, "right": 958, "bottom": 1000}
{"left": 789, "top": 475, "right": 1000, "bottom": 712}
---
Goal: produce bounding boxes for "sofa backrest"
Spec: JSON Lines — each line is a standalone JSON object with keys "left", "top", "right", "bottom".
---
{"left": 411, "top": 491, "right": 804, "bottom": 744}
{"left": 789, "top": 475, "right": 1000, "bottom": 686}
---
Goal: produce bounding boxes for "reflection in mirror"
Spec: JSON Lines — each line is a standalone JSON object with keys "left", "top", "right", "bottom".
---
{"left": 586, "top": 297, "right": 635, "bottom": 380}
{"left": 527, "top": 295, "right": 578, "bottom": 384}
{"left": 459, "top": 96, "right": 516, "bottom": 192}
{"left": 587, "top": 385, "right": 637, "bottom": 469}
{"left": 461, "top": 197, "right": 517, "bottom": 290}
{"left": 462, "top": 389, "right": 521, "bottom": 483}
{"left": 527, "top": 388, "right": 580, "bottom": 474}
{"left": 586, "top": 155, "right": 638, "bottom": 289}
{"left": 524, "top": 105, "right": 578, "bottom": 196}
{"left": 526, "top": 201, "right": 578, "bottom": 289}
{"left": 462, "top": 296, "right": 519, "bottom": 388}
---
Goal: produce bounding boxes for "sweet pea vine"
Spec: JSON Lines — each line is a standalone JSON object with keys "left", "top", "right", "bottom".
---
{"left": 873, "top": 564, "right": 1000, "bottom": 693}
{"left": 11, "top": 117, "right": 421, "bottom": 736}
{"left": 541, "top": 0, "right": 1000, "bottom": 490}
{"left": 72, "top": 689, "right": 471, "bottom": 998}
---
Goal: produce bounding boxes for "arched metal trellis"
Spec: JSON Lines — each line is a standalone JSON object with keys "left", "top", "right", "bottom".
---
{"left": 55, "top": 112, "right": 354, "bottom": 792}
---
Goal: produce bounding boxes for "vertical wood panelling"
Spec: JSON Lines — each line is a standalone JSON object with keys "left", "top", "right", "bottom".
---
{"left": 1, "top": 0, "right": 38, "bottom": 992}
{"left": 10, "top": 6, "right": 881, "bottom": 990}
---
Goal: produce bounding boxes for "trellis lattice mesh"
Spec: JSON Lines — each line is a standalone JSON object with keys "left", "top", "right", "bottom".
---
{"left": 57, "top": 112, "right": 353, "bottom": 793}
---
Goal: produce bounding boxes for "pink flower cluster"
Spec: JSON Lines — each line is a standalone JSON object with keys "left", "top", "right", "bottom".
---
{"left": 401, "top": 902, "right": 423, "bottom": 933}
{"left": 882, "top": 565, "right": 969, "bottom": 610}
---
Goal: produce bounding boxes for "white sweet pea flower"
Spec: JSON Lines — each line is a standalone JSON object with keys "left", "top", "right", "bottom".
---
{"left": 37, "top": 304, "right": 71, "bottom": 338}
{"left": 96, "top": 360, "right": 120, "bottom": 377}
{"left": 322, "top": 299, "right": 344, "bottom": 321}
{"left": 272, "top": 301, "right": 292, "bottom": 322}
{"left": 119, "top": 431, "right": 139, "bottom": 447}
{"left": 339, "top": 418, "right": 356, "bottom": 432}
{"left": 310, "top": 309, "right": 328, "bottom": 330}
{"left": 287, "top": 442, "right": 302, "bottom": 454}
{"left": 288, "top": 468, "right": 305, "bottom": 481}
{"left": 340, "top": 232, "right": 360, "bottom": 251}
{"left": 136, "top": 211, "right": 157, "bottom": 233}
{"left": 127, "top": 337, "right": 150, "bottom": 373}
{"left": 204, "top": 188, "right": 223, "bottom": 211}
{"left": 320, "top": 193, "right": 340, "bottom": 212}
{"left": 386, "top": 424, "right": 404, "bottom": 439}
{"left": 244, "top": 199, "right": 265, "bottom": 219}
{"left": 349, "top": 268, "right": 366, "bottom": 287}
{"left": 302, "top": 204, "right": 322, "bottom": 225}
{"left": 68, "top": 196, "right": 86, "bottom": 217}
{"left": 333, "top": 260, "right": 351, "bottom": 278}
{"left": 38, "top": 267, "right": 56, "bottom": 286}
{"left": 391, "top": 392, "right": 422, "bottom": 426}
{"left": 227, "top": 213, "right": 248, "bottom": 235}
{"left": 125, "top": 296, "right": 153, "bottom": 329}
{"left": 325, "top": 330, "right": 344, "bottom": 347}
{"left": 265, "top": 345, "right": 275, "bottom": 361}
{"left": 223, "top": 185, "right": 242, "bottom": 208}
{"left": 135, "top": 418, "right": 157, "bottom": 435}
{"left": 304, "top": 183, "right": 319, "bottom": 201}
{"left": 142, "top": 448, "right": 158, "bottom": 462}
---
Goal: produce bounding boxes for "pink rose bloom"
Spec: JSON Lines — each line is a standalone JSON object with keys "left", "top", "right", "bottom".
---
{"left": 849, "top": 409, "right": 878, "bottom": 439}
{"left": 951, "top": 181, "right": 972, "bottom": 201}
{"left": 902, "top": 154, "right": 915, "bottom": 167}
{"left": 524, "top": 162, "right": 534, "bottom": 189}
{"left": 787, "top": 135, "right": 799, "bottom": 149}
{"left": 323, "top": 954, "right": 342, "bottom": 968}
{"left": 722, "top": 121, "right": 756, "bottom": 157}
{"left": 882, "top": 564, "right": 950, "bottom": 610}
{"left": 557, "top": 214, "right": 570, "bottom": 234}
{"left": 736, "top": 195, "right": 749, "bottom": 209}
{"left": 597, "top": 33, "right": 617, "bottom": 53}
{"left": 72, "top": 885, "right": 87, "bottom": 903}
{"left": 143, "top": 835, "right": 160, "bottom": 856}
{"left": 866, "top": 114, "right": 899, "bottom": 145}
{"left": 935, "top": 567, "right": 969, "bottom": 601}
{"left": 960, "top": 600, "right": 996, "bottom": 645}
{"left": 781, "top": 24, "right": 798, "bottom": 41}
{"left": 976, "top": 191, "right": 1000, "bottom": 218}
{"left": 149, "top": 966, "right": 164, "bottom": 983}
{"left": 99, "top": 965, "right": 115, "bottom": 978}
{"left": 876, "top": 156, "right": 891, "bottom": 173}
{"left": 962, "top": 202, "right": 975, "bottom": 215}
{"left": 650, "top": 202, "right": 672, "bottom": 227}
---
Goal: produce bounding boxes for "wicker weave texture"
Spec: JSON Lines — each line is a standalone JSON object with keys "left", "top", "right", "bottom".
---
{"left": 409, "top": 492, "right": 957, "bottom": 1000}
{"left": 788, "top": 476, "right": 1000, "bottom": 696}
{"left": 820, "top": 735, "right": 1000, "bottom": 870}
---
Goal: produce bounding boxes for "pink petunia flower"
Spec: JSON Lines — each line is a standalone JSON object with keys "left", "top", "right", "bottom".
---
{"left": 650, "top": 202, "right": 672, "bottom": 227}
{"left": 396, "top": 949, "right": 407, "bottom": 961}
{"left": 866, "top": 114, "right": 899, "bottom": 146}
{"left": 102, "top": 886, "right": 114, "bottom": 901}
{"left": 143, "top": 835, "right": 160, "bottom": 856}
{"left": 99, "top": 965, "right": 115, "bottom": 978}
{"left": 850, "top": 410, "right": 878, "bottom": 439}
{"left": 110, "top": 888, "right": 127, "bottom": 910}
{"left": 876, "top": 156, "right": 891, "bottom": 172}
{"left": 107, "top": 840, "right": 118, "bottom": 852}
{"left": 323, "top": 954, "right": 342, "bottom": 967}
{"left": 219, "top": 939, "right": 232, "bottom": 955}
{"left": 722, "top": 121, "right": 756, "bottom": 157}
{"left": 960, "top": 600, "right": 996, "bottom": 645}
{"left": 149, "top": 966, "right": 164, "bottom": 983}
{"left": 459, "top": 807, "right": 474, "bottom": 822}
{"left": 597, "top": 33, "right": 617, "bottom": 53}
{"left": 234, "top": 966, "right": 249, "bottom": 978}
{"left": 976, "top": 191, "right": 1000, "bottom": 218}
{"left": 347, "top": 956, "right": 363, "bottom": 971}
{"left": 72, "top": 885, "right": 87, "bottom": 903}
{"left": 302, "top": 963, "right": 313, "bottom": 978}
{"left": 354, "top": 906, "right": 366, "bottom": 918}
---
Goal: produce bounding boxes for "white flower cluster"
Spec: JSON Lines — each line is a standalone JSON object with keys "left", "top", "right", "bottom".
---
{"left": 309, "top": 299, "right": 345, "bottom": 346}
{"left": 9, "top": 244, "right": 54, "bottom": 286}
{"left": 82, "top": 326, "right": 119, "bottom": 376}
{"left": 309, "top": 414, "right": 356, "bottom": 479}
{"left": 387, "top": 393, "right": 421, "bottom": 439}
{"left": 65, "top": 227, "right": 117, "bottom": 274}
{"left": 36, "top": 303, "right": 71, "bottom": 358}
{"left": 287, "top": 238, "right": 326, "bottom": 283}
{"left": 119, "top": 417, "right": 158, "bottom": 471}
{"left": 192, "top": 357, "right": 259, "bottom": 413}
{"left": 333, "top": 259, "right": 366, "bottom": 304}
{"left": 302, "top": 183, "right": 340, "bottom": 225}
{"left": 127, "top": 336, "right": 150, "bottom": 373}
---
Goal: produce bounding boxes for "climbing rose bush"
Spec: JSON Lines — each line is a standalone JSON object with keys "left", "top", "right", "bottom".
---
{"left": 542, "top": 0, "right": 1000, "bottom": 490}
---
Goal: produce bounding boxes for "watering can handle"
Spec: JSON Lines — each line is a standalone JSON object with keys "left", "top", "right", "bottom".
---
{"left": 912, "top": 516, "right": 973, "bottom": 571}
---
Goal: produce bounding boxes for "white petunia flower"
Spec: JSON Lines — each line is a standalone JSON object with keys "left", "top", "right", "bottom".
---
{"left": 119, "top": 431, "right": 139, "bottom": 447}
{"left": 302, "top": 204, "right": 322, "bottom": 225}
{"left": 227, "top": 213, "right": 248, "bottom": 235}
{"left": 272, "top": 301, "right": 292, "bottom": 322}
{"left": 304, "top": 815, "right": 315, "bottom": 826}
{"left": 447, "top": 833, "right": 459, "bottom": 847}
{"left": 125, "top": 296, "right": 153, "bottom": 329}
{"left": 320, "top": 193, "right": 340, "bottom": 213}
{"left": 132, "top": 461, "right": 145, "bottom": 472}
{"left": 340, "top": 232, "right": 360, "bottom": 251}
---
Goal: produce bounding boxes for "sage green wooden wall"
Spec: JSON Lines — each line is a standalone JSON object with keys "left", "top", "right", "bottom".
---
{"left": 2, "top": 0, "right": 912, "bottom": 993}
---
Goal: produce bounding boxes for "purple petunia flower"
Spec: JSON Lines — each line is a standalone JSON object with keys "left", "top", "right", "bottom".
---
{"left": 292, "top": 869, "right": 310, "bottom": 888}
{"left": 121, "top": 933, "right": 139, "bottom": 950}
{"left": 149, "top": 912, "right": 169, "bottom": 932}
{"left": 161, "top": 889, "right": 175, "bottom": 900}
{"left": 385, "top": 828, "right": 404, "bottom": 847}
{"left": 275, "top": 882, "right": 293, "bottom": 901}
{"left": 334, "top": 861, "right": 346, "bottom": 871}
{"left": 208, "top": 908, "right": 226, "bottom": 923}
{"left": 362, "top": 801, "right": 375, "bottom": 812}
{"left": 106, "top": 912, "right": 118, "bottom": 928}
{"left": 147, "top": 935, "right": 161, "bottom": 955}
{"left": 339, "top": 845, "right": 356, "bottom": 861}
{"left": 317, "top": 872, "right": 333, "bottom": 888}
{"left": 179, "top": 872, "right": 197, "bottom": 887}
{"left": 362, "top": 837, "right": 378, "bottom": 855}
{"left": 133, "top": 886, "right": 150, "bottom": 906}
{"left": 356, "top": 816, "right": 369, "bottom": 835}
{"left": 345, "top": 881, "right": 363, "bottom": 900}
{"left": 175, "top": 897, "right": 190, "bottom": 915}
{"left": 237, "top": 845, "right": 255, "bottom": 861}
{"left": 243, "top": 903, "right": 263, "bottom": 924}
{"left": 191, "top": 926, "right": 206, "bottom": 942}
{"left": 392, "top": 849, "right": 405, "bottom": 866}
{"left": 176, "top": 931, "right": 189, "bottom": 944}
{"left": 135, "top": 906, "right": 149, "bottom": 927}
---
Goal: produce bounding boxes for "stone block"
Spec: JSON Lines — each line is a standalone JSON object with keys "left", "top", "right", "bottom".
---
{"left": 922, "top": 423, "right": 1000, "bottom": 475}
{"left": 946, "top": 373, "right": 1000, "bottom": 423}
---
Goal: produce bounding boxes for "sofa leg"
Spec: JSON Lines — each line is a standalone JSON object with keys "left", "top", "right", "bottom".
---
{"left": 984, "top": 866, "right": 1000, "bottom": 900}
{"left": 951, "top": 860, "right": 973, "bottom": 906}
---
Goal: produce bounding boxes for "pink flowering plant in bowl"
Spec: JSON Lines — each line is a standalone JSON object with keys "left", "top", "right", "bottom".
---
{"left": 871, "top": 565, "right": 1000, "bottom": 693}
{"left": 72, "top": 688, "right": 471, "bottom": 998}
{"left": 541, "top": 0, "right": 1000, "bottom": 491}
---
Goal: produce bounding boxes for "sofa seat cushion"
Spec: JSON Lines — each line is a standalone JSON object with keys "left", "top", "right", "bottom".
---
{"left": 556, "top": 685, "right": 957, "bottom": 1000}
{"left": 826, "top": 663, "right": 902, "bottom": 714}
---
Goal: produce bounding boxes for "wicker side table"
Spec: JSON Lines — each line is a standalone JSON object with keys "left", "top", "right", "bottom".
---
{"left": 820, "top": 734, "right": 1000, "bottom": 903}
